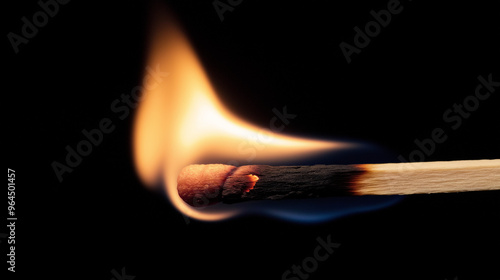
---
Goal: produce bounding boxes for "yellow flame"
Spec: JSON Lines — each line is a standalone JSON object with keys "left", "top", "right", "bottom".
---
{"left": 133, "top": 9, "right": 347, "bottom": 221}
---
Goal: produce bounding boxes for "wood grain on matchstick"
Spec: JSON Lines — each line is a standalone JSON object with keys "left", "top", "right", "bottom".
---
{"left": 356, "top": 160, "right": 500, "bottom": 195}
{"left": 177, "top": 159, "right": 500, "bottom": 207}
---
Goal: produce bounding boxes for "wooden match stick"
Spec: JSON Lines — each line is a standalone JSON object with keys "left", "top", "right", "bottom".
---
{"left": 177, "top": 159, "right": 500, "bottom": 207}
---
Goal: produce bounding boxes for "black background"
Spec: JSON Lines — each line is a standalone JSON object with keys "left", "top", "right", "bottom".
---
{"left": 4, "top": 0, "right": 500, "bottom": 279}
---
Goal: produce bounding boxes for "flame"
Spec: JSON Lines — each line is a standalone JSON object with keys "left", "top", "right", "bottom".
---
{"left": 133, "top": 9, "right": 351, "bottom": 221}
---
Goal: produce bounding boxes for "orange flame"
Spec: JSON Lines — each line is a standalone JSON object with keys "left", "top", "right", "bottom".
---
{"left": 133, "top": 9, "right": 349, "bottom": 221}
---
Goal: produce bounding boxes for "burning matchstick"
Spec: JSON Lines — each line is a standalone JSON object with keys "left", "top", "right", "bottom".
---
{"left": 177, "top": 159, "right": 500, "bottom": 207}
{"left": 132, "top": 5, "right": 499, "bottom": 220}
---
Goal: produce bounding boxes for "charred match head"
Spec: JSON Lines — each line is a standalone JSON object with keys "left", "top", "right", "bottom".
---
{"left": 177, "top": 164, "right": 264, "bottom": 207}
{"left": 177, "top": 160, "right": 500, "bottom": 207}
{"left": 177, "top": 164, "right": 236, "bottom": 207}
{"left": 177, "top": 164, "right": 366, "bottom": 207}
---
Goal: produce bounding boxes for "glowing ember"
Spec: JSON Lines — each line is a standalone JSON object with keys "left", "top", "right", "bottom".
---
{"left": 133, "top": 7, "right": 349, "bottom": 221}
{"left": 244, "top": 174, "right": 259, "bottom": 192}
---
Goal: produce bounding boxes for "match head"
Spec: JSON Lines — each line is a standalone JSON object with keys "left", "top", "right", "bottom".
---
{"left": 177, "top": 164, "right": 235, "bottom": 207}
{"left": 177, "top": 164, "right": 261, "bottom": 207}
